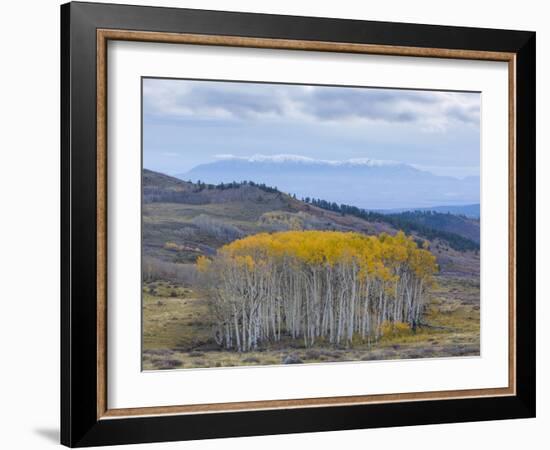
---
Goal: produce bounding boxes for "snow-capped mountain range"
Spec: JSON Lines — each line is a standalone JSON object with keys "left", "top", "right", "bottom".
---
{"left": 176, "top": 154, "right": 479, "bottom": 210}
{"left": 213, "top": 153, "right": 402, "bottom": 167}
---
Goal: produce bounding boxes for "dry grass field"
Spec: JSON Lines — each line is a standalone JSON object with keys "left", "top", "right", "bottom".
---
{"left": 142, "top": 275, "right": 479, "bottom": 370}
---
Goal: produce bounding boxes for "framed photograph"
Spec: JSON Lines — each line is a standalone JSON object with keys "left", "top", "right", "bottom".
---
{"left": 61, "top": 1, "right": 536, "bottom": 447}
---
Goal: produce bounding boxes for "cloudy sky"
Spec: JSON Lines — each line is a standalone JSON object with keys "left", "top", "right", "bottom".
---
{"left": 143, "top": 78, "right": 480, "bottom": 178}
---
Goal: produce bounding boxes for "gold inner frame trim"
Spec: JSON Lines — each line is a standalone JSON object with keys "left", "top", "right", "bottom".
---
{"left": 96, "top": 28, "right": 517, "bottom": 420}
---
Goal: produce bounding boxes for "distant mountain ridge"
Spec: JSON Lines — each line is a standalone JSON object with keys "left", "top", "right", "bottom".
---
{"left": 375, "top": 204, "right": 480, "bottom": 219}
{"left": 210, "top": 154, "right": 403, "bottom": 167}
{"left": 176, "top": 154, "right": 479, "bottom": 210}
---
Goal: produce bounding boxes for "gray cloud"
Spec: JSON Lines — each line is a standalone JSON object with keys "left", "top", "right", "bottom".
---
{"left": 446, "top": 104, "right": 480, "bottom": 125}
{"left": 143, "top": 78, "right": 480, "bottom": 130}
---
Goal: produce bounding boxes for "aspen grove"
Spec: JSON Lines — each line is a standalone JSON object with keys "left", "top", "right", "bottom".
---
{"left": 197, "top": 231, "right": 438, "bottom": 352}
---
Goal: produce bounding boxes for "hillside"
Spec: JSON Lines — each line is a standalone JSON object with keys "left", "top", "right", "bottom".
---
{"left": 304, "top": 198, "right": 479, "bottom": 248}
{"left": 385, "top": 210, "right": 480, "bottom": 243}
{"left": 142, "top": 169, "right": 479, "bottom": 277}
{"left": 143, "top": 169, "right": 389, "bottom": 262}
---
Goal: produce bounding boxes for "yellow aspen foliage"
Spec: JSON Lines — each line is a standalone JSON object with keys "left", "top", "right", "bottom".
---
{"left": 196, "top": 255, "right": 211, "bottom": 273}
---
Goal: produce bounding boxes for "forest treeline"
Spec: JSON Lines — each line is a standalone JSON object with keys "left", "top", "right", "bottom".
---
{"left": 303, "top": 197, "right": 479, "bottom": 252}
{"left": 192, "top": 179, "right": 279, "bottom": 193}
{"left": 197, "top": 230, "right": 438, "bottom": 352}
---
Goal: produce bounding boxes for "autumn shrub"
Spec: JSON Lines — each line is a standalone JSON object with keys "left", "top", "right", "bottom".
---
{"left": 164, "top": 241, "right": 182, "bottom": 251}
{"left": 380, "top": 320, "right": 412, "bottom": 337}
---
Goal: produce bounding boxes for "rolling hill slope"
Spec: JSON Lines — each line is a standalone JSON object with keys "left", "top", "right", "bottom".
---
{"left": 143, "top": 169, "right": 479, "bottom": 277}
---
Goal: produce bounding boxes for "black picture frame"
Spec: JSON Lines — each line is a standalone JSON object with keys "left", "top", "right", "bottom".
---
{"left": 61, "top": 1, "right": 536, "bottom": 447}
